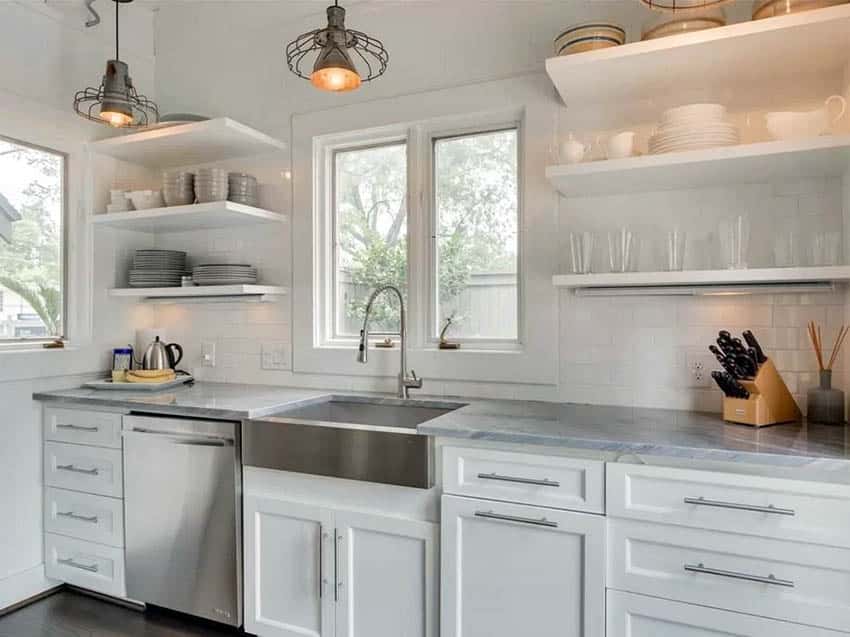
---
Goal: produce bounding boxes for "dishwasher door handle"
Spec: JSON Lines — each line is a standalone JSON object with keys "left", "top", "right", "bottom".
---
{"left": 123, "top": 430, "right": 234, "bottom": 447}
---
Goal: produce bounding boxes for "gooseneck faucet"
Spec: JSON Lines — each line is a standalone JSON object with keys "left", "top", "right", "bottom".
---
{"left": 357, "top": 285, "right": 423, "bottom": 399}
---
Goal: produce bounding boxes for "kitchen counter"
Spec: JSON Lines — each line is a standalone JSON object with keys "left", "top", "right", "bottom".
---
{"left": 32, "top": 382, "right": 326, "bottom": 421}
{"left": 33, "top": 382, "right": 850, "bottom": 469}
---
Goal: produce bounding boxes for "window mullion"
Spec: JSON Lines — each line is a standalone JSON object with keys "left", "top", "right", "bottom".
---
{"left": 405, "top": 125, "right": 428, "bottom": 351}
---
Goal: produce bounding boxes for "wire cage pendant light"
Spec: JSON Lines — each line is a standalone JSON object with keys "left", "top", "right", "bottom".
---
{"left": 73, "top": 0, "right": 158, "bottom": 128}
{"left": 286, "top": 0, "right": 389, "bottom": 93}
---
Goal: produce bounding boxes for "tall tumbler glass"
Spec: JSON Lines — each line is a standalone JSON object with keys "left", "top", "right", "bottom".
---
{"left": 608, "top": 227, "right": 637, "bottom": 273}
{"left": 569, "top": 232, "right": 595, "bottom": 274}
{"left": 719, "top": 216, "right": 750, "bottom": 270}
{"left": 666, "top": 229, "right": 687, "bottom": 271}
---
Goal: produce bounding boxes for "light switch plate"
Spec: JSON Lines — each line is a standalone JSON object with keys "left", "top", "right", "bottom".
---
{"left": 262, "top": 342, "right": 290, "bottom": 370}
{"left": 201, "top": 341, "right": 216, "bottom": 367}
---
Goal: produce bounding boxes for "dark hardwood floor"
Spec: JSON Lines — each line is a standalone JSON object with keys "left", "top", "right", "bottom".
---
{"left": 0, "top": 590, "right": 243, "bottom": 637}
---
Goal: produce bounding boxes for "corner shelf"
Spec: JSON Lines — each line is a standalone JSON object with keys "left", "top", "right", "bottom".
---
{"left": 553, "top": 266, "right": 850, "bottom": 295}
{"left": 546, "top": 135, "right": 850, "bottom": 198}
{"left": 89, "top": 117, "right": 287, "bottom": 168}
{"left": 91, "top": 201, "right": 286, "bottom": 232}
{"left": 545, "top": 4, "right": 850, "bottom": 114}
{"left": 109, "top": 285, "right": 288, "bottom": 302}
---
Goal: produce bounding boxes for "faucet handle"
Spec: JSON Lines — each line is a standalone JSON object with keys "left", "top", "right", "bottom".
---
{"left": 406, "top": 370, "right": 423, "bottom": 389}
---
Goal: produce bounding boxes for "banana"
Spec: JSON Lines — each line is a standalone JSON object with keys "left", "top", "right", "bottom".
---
{"left": 127, "top": 369, "right": 174, "bottom": 378}
{"left": 126, "top": 371, "right": 176, "bottom": 384}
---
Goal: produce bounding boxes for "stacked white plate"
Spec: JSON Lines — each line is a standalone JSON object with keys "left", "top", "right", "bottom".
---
{"left": 228, "top": 173, "right": 258, "bottom": 207}
{"left": 163, "top": 171, "right": 195, "bottom": 206}
{"left": 192, "top": 264, "right": 258, "bottom": 286}
{"left": 649, "top": 103, "right": 739, "bottom": 155}
{"left": 129, "top": 249, "right": 188, "bottom": 288}
{"left": 195, "top": 168, "right": 228, "bottom": 203}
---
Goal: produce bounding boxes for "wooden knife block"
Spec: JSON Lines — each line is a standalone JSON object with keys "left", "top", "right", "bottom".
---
{"left": 722, "top": 358, "right": 800, "bottom": 427}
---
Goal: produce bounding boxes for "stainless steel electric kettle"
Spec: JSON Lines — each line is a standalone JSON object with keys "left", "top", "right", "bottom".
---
{"left": 137, "top": 336, "right": 184, "bottom": 370}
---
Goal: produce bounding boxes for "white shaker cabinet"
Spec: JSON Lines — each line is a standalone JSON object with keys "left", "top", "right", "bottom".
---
{"left": 245, "top": 495, "right": 437, "bottom": 637}
{"left": 440, "top": 494, "right": 605, "bottom": 637}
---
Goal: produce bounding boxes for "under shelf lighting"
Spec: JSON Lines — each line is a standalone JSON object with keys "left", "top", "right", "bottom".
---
{"left": 574, "top": 282, "right": 837, "bottom": 297}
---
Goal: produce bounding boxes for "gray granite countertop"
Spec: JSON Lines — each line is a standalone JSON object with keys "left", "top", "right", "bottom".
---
{"left": 33, "top": 382, "right": 850, "bottom": 468}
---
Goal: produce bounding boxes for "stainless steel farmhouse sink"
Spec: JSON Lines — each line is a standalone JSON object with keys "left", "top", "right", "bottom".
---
{"left": 242, "top": 395, "right": 465, "bottom": 489}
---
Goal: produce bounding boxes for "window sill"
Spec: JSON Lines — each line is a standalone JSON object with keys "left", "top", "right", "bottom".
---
{"left": 0, "top": 341, "right": 76, "bottom": 355}
{"left": 315, "top": 342, "right": 523, "bottom": 355}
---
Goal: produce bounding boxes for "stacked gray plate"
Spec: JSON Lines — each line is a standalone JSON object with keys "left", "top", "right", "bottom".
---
{"left": 195, "top": 168, "right": 228, "bottom": 203}
{"left": 163, "top": 171, "right": 195, "bottom": 206}
{"left": 129, "top": 249, "right": 188, "bottom": 287}
{"left": 192, "top": 263, "right": 257, "bottom": 286}
{"left": 227, "top": 173, "right": 259, "bottom": 207}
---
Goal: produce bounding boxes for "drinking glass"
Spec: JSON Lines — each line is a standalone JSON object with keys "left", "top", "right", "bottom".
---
{"left": 718, "top": 216, "right": 750, "bottom": 270}
{"left": 773, "top": 232, "right": 797, "bottom": 267}
{"left": 569, "top": 232, "right": 595, "bottom": 274}
{"left": 812, "top": 231, "right": 841, "bottom": 266}
{"left": 608, "top": 227, "right": 637, "bottom": 273}
{"left": 666, "top": 229, "right": 686, "bottom": 271}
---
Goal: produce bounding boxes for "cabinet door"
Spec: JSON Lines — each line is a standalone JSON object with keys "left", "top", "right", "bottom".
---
{"left": 244, "top": 496, "right": 334, "bottom": 637}
{"left": 335, "top": 511, "right": 438, "bottom": 637}
{"left": 441, "top": 494, "right": 605, "bottom": 637}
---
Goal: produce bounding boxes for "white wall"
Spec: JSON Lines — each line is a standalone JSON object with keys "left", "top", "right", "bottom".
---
{"left": 145, "top": 0, "right": 850, "bottom": 407}
{"left": 0, "top": 0, "right": 156, "bottom": 610}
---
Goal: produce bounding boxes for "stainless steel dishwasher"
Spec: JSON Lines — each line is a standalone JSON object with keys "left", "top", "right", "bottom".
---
{"left": 122, "top": 414, "right": 242, "bottom": 627}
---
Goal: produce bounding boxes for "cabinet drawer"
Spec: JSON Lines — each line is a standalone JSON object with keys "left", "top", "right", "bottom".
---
{"left": 608, "top": 519, "right": 850, "bottom": 633}
{"left": 44, "top": 442, "right": 123, "bottom": 498}
{"left": 44, "top": 487, "right": 124, "bottom": 547}
{"left": 442, "top": 446, "right": 604, "bottom": 513}
{"left": 607, "top": 463, "right": 850, "bottom": 548}
{"left": 607, "top": 590, "right": 846, "bottom": 637}
{"left": 44, "top": 408, "right": 123, "bottom": 449}
{"left": 45, "top": 533, "right": 126, "bottom": 598}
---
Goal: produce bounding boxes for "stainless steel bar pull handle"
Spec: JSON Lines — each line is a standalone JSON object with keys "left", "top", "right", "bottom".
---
{"left": 57, "top": 464, "right": 100, "bottom": 476}
{"left": 474, "top": 511, "right": 558, "bottom": 528}
{"left": 57, "top": 424, "right": 99, "bottom": 432}
{"left": 684, "top": 496, "right": 795, "bottom": 517}
{"left": 58, "top": 557, "right": 99, "bottom": 573}
{"left": 58, "top": 511, "right": 99, "bottom": 524}
{"left": 477, "top": 472, "right": 560, "bottom": 487}
{"left": 684, "top": 563, "right": 794, "bottom": 588}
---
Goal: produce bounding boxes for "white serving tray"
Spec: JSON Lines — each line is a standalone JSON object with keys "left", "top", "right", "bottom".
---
{"left": 84, "top": 375, "right": 194, "bottom": 391}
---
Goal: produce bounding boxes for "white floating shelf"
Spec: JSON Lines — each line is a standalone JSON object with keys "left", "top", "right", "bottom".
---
{"left": 546, "top": 135, "right": 850, "bottom": 197}
{"left": 553, "top": 266, "right": 850, "bottom": 292}
{"left": 109, "top": 285, "right": 288, "bottom": 301}
{"left": 91, "top": 201, "right": 286, "bottom": 232}
{"left": 89, "top": 117, "right": 287, "bottom": 167}
{"left": 545, "top": 4, "right": 850, "bottom": 113}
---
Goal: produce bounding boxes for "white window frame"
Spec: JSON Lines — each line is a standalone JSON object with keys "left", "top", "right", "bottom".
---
{"left": 292, "top": 74, "right": 558, "bottom": 385}
{"left": 0, "top": 134, "right": 68, "bottom": 346}
{"left": 426, "top": 121, "right": 523, "bottom": 349}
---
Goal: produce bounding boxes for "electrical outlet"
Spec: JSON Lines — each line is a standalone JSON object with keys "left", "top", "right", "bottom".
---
{"left": 686, "top": 353, "right": 713, "bottom": 388}
{"left": 201, "top": 341, "right": 216, "bottom": 367}
{"left": 261, "top": 342, "right": 291, "bottom": 371}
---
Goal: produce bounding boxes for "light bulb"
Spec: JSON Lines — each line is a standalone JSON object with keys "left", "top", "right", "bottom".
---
{"left": 310, "top": 66, "right": 361, "bottom": 92}
{"left": 100, "top": 110, "right": 133, "bottom": 127}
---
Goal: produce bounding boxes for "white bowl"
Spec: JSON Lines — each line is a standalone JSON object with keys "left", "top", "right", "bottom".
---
{"left": 129, "top": 190, "right": 164, "bottom": 210}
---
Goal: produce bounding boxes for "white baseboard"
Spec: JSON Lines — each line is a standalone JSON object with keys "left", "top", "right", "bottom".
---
{"left": 0, "top": 564, "right": 58, "bottom": 613}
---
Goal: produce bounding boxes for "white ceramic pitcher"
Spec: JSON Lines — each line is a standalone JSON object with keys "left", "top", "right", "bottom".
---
{"left": 766, "top": 95, "right": 846, "bottom": 141}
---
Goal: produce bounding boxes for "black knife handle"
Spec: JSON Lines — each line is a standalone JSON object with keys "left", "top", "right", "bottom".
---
{"left": 743, "top": 330, "right": 767, "bottom": 363}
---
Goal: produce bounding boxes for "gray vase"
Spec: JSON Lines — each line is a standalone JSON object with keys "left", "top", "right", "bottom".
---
{"left": 807, "top": 370, "right": 845, "bottom": 425}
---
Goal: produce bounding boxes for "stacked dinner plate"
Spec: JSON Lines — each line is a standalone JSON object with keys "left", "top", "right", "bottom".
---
{"left": 192, "top": 263, "right": 258, "bottom": 286}
{"left": 228, "top": 173, "right": 259, "bottom": 207}
{"left": 129, "top": 250, "right": 188, "bottom": 288}
{"left": 163, "top": 171, "right": 195, "bottom": 206}
{"left": 649, "top": 103, "right": 739, "bottom": 155}
{"left": 554, "top": 22, "right": 625, "bottom": 56}
{"left": 195, "top": 168, "right": 228, "bottom": 203}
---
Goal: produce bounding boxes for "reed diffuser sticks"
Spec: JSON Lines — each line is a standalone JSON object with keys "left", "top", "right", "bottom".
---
{"left": 808, "top": 321, "right": 849, "bottom": 372}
